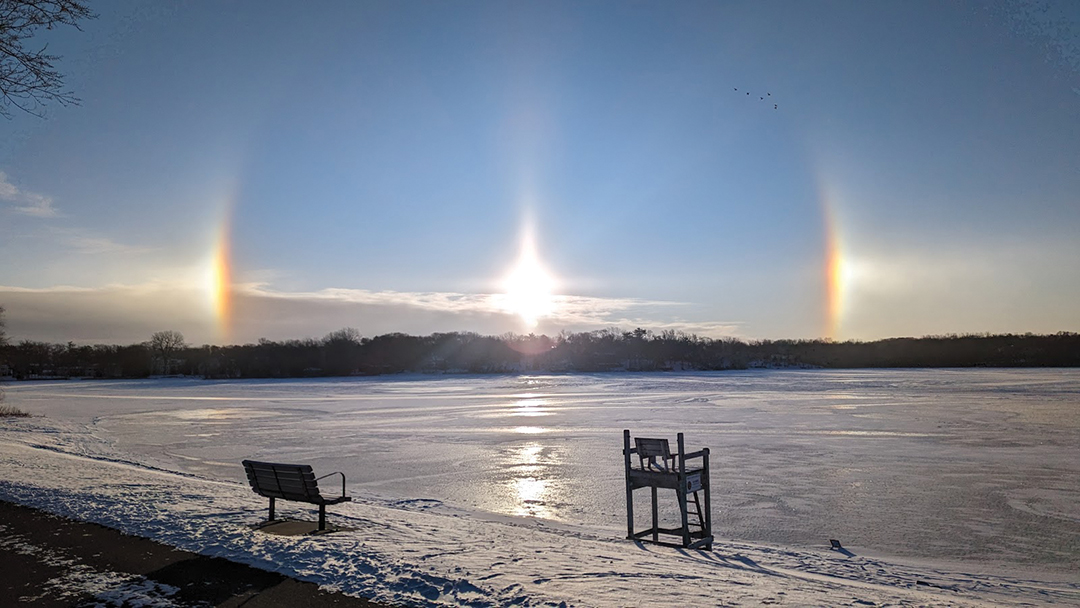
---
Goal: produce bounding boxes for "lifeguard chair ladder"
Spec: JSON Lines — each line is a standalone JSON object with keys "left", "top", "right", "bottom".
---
{"left": 623, "top": 429, "right": 713, "bottom": 550}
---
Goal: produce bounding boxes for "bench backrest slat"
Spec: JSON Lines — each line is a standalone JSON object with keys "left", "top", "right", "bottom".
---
{"left": 634, "top": 437, "right": 670, "bottom": 459}
{"left": 634, "top": 437, "right": 672, "bottom": 472}
{"left": 243, "top": 460, "right": 323, "bottom": 503}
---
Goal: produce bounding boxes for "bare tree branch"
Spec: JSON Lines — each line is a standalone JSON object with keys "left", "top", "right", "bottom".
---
{"left": 0, "top": 0, "right": 94, "bottom": 118}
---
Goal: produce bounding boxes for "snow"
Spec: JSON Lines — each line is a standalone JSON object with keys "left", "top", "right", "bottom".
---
{"left": 1, "top": 369, "right": 1078, "bottom": 606}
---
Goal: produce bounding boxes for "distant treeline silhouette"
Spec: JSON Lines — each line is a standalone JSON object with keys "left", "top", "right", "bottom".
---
{"left": 2, "top": 328, "right": 1078, "bottom": 380}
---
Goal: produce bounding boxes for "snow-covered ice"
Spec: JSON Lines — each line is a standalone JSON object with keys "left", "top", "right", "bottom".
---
{"left": 1, "top": 369, "right": 1078, "bottom": 606}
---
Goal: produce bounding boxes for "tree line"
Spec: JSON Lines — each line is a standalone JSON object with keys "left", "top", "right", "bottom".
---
{"left": 1, "top": 326, "right": 1079, "bottom": 380}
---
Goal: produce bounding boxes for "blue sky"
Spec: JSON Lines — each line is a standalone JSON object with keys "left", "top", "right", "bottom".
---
{"left": 1, "top": 0, "right": 1078, "bottom": 345}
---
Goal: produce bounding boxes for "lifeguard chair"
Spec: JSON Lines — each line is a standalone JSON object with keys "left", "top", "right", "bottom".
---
{"left": 622, "top": 429, "right": 713, "bottom": 550}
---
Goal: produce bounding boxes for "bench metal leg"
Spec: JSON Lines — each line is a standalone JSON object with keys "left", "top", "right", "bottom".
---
{"left": 318, "top": 504, "right": 326, "bottom": 531}
{"left": 268, "top": 497, "right": 275, "bottom": 521}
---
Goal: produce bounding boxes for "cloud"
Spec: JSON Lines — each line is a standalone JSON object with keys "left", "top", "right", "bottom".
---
{"left": 836, "top": 242, "right": 1080, "bottom": 340}
{"left": 64, "top": 234, "right": 150, "bottom": 255}
{"left": 0, "top": 174, "right": 16, "bottom": 199}
{"left": 0, "top": 283, "right": 212, "bottom": 345}
{"left": 240, "top": 285, "right": 734, "bottom": 337}
{"left": 247, "top": 285, "right": 669, "bottom": 317}
{"left": 0, "top": 171, "right": 61, "bottom": 218}
{"left": 13, "top": 193, "right": 60, "bottom": 217}
{"left": 0, "top": 282, "right": 741, "bottom": 345}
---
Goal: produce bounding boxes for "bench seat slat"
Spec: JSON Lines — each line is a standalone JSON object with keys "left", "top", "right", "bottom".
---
{"left": 248, "top": 479, "right": 318, "bottom": 498}
{"left": 258, "top": 490, "right": 310, "bottom": 498}
{"left": 254, "top": 481, "right": 313, "bottom": 496}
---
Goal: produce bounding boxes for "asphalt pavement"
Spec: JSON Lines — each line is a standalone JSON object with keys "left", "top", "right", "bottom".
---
{"left": 0, "top": 500, "right": 394, "bottom": 607}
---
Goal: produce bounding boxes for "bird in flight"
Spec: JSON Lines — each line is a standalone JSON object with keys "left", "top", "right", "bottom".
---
{"left": 734, "top": 87, "right": 780, "bottom": 110}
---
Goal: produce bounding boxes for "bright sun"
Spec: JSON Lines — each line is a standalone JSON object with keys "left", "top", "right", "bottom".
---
{"left": 502, "top": 233, "right": 556, "bottom": 328}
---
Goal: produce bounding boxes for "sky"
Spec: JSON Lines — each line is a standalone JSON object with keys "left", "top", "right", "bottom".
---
{"left": 1, "top": 0, "right": 1078, "bottom": 346}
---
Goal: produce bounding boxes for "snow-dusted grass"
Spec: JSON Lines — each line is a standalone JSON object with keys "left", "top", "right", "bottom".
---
{"left": 1, "top": 370, "right": 1078, "bottom": 606}
{"left": 0, "top": 404, "right": 30, "bottom": 417}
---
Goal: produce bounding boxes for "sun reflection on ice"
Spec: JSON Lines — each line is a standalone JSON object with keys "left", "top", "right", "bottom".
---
{"left": 514, "top": 477, "right": 549, "bottom": 516}
{"left": 512, "top": 426, "right": 547, "bottom": 434}
{"left": 508, "top": 442, "right": 554, "bottom": 518}
{"left": 510, "top": 396, "right": 551, "bottom": 417}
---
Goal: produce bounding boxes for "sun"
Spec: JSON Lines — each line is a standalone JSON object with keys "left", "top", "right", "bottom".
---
{"left": 502, "top": 233, "right": 556, "bottom": 328}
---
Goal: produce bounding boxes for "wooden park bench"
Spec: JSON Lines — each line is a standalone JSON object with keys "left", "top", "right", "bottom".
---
{"left": 242, "top": 460, "right": 351, "bottom": 531}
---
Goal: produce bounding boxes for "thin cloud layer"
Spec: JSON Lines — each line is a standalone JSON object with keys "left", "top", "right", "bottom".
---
{"left": 0, "top": 172, "right": 60, "bottom": 218}
{"left": 63, "top": 234, "right": 150, "bottom": 255}
{"left": 0, "top": 283, "right": 742, "bottom": 345}
{"left": 837, "top": 241, "right": 1080, "bottom": 339}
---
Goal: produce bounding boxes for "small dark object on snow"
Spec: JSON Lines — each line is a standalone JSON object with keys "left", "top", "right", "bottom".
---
{"left": 830, "top": 539, "right": 843, "bottom": 550}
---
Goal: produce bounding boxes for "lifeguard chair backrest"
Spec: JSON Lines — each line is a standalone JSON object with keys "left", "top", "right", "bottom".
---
{"left": 634, "top": 437, "right": 671, "bottom": 472}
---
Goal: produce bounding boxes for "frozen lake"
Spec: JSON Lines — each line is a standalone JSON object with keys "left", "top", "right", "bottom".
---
{"left": 6, "top": 368, "right": 1079, "bottom": 577}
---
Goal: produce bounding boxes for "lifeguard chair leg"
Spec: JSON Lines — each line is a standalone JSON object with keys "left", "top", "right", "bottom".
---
{"left": 704, "top": 448, "right": 713, "bottom": 550}
{"left": 623, "top": 430, "right": 635, "bottom": 540}
{"left": 651, "top": 487, "right": 659, "bottom": 542}
{"left": 677, "top": 433, "right": 691, "bottom": 547}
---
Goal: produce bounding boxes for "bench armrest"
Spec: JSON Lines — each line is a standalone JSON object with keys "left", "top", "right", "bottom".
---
{"left": 678, "top": 449, "right": 710, "bottom": 471}
{"left": 315, "top": 471, "right": 347, "bottom": 498}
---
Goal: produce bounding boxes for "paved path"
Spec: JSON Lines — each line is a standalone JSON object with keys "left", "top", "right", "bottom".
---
{"left": 0, "top": 500, "right": 394, "bottom": 607}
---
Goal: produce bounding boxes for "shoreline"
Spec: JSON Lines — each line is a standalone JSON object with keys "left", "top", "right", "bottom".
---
{"left": 4, "top": 364, "right": 1080, "bottom": 384}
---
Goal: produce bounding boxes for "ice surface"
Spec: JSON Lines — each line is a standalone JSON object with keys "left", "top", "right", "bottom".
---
{"left": 2, "top": 369, "right": 1078, "bottom": 606}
